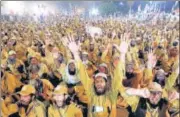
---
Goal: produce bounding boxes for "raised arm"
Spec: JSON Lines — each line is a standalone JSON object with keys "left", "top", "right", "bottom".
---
{"left": 62, "top": 34, "right": 92, "bottom": 92}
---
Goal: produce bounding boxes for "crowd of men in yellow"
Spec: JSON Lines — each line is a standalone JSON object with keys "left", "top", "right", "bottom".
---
{"left": 1, "top": 14, "right": 179, "bottom": 117}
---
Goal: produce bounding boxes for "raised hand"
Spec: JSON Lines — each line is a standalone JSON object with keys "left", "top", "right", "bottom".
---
{"left": 114, "top": 33, "right": 130, "bottom": 54}
{"left": 112, "top": 30, "right": 116, "bottom": 39}
{"left": 66, "top": 34, "right": 81, "bottom": 54}
{"left": 147, "top": 48, "right": 157, "bottom": 68}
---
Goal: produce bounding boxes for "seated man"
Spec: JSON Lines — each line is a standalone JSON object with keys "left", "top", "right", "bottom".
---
{"left": 48, "top": 84, "right": 83, "bottom": 117}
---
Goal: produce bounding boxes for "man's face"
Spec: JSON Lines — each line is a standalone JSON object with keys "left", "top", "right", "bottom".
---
{"left": 98, "top": 66, "right": 106, "bottom": 74}
{"left": 149, "top": 91, "right": 162, "bottom": 105}
{"left": 8, "top": 54, "right": 16, "bottom": 61}
{"left": 53, "top": 94, "right": 66, "bottom": 108}
{"left": 94, "top": 77, "right": 106, "bottom": 95}
{"left": 126, "top": 64, "right": 134, "bottom": 73}
{"left": 90, "top": 44, "right": 94, "bottom": 51}
{"left": 7, "top": 40, "right": 16, "bottom": 47}
{"left": 20, "top": 95, "right": 32, "bottom": 106}
{"left": 8, "top": 54, "right": 16, "bottom": 64}
{"left": 68, "top": 63, "right": 76, "bottom": 75}
{"left": 82, "top": 54, "right": 88, "bottom": 61}
{"left": 31, "top": 58, "right": 39, "bottom": 65}
{"left": 156, "top": 71, "right": 165, "bottom": 81}
{"left": 57, "top": 54, "right": 63, "bottom": 63}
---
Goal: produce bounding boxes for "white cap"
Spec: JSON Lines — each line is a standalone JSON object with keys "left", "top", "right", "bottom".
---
{"left": 95, "top": 73, "right": 107, "bottom": 80}
{"left": 82, "top": 51, "right": 88, "bottom": 55}
{"left": 8, "top": 50, "right": 16, "bottom": 56}
{"left": 99, "top": 63, "right": 108, "bottom": 68}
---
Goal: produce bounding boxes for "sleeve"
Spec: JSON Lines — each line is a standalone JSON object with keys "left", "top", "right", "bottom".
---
{"left": 109, "top": 61, "right": 125, "bottom": 104}
{"left": 112, "top": 61, "right": 124, "bottom": 92}
{"left": 164, "top": 72, "right": 179, "bottom": 90}
{"left": 120, "top": 90, "right": 140, "bottom": 112}
{"left": 114, "top": 61, "right": 140, "bottom": 112}
{"left": 36, "top": 104, "right": 46, "bottom": 117}
{"left": 48, "top": 106, "right": 54, "bottom": 117}
{"left": 101, "top": 49, "right": 109, "bottom": 62}
{"left": 140, "top": 68, "right": 153, "bottom": 88}
{"left": 77, "top": 60, "right": 93, "bottom": 94}
{"left": 74, "top": 107, "right": 83, "bottom": 117}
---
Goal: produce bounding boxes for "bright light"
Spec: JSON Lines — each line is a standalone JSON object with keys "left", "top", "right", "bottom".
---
{"left": 90, "top": 8, "right": 99, "bottom": 15}
{"left": 3, "top": 1, "right": 25, "bottom": 15}
{"left": 77, "top": 8, "right": 84, "bottom": 14}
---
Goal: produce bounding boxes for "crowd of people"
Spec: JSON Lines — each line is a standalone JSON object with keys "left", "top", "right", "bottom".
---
{"left": 1, "top": 11, "right": 179, "bottom": 117}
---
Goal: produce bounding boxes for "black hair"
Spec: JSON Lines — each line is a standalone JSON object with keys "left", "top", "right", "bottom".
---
{"left": 173, "top": 41, "right": 178, "bottom": 46}
{"left": 13, "top": 41, "right": 17, "bottom": 46}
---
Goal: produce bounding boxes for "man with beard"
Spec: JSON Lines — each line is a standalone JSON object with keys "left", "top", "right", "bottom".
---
{"left": 88, "top": 42, "right": 98, "bottom": 64}
{"left": 9, "top": 85, "right": 46, "bottom": 117}
{"left": 1, "top": 60, "right": 23, "bottom": 96}
{"left": 122, "top": 62, "right": 143, "bottom": 88}
{"left": 154, "top": 69, "right": 167, "bottom": 87}
{"left": 48, "top": 84, "right": 83, "bottom": 117}
{"left": 48, "top": 52, "right": 65, "bottom": 87}
{"left": 28, "top": 53, "right": 49, "bottom": 78}
{"left": 63, "top": 60, "right": 80, "bottom": 85}
{"left": 63, "top": 34, "right": 127, "bottom": 117}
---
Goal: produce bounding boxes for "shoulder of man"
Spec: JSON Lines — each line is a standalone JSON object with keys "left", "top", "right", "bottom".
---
{"left": 69, "top": 103, "right": 81, "bottom": 110}
{"left": 34, "top": 100, "right": 45, "bottom": 108}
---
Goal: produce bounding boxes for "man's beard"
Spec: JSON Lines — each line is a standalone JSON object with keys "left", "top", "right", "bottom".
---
{"left": 8, "top": 58, "right": 16, "bottom": 64}
{"left": 94, "top": 85, "right": 106, "bottom": 96}
{"left": 126, "top": 72, "right": 135, "bottom": 79}
{"left": 29, "top": 64, "right": 40, "bottom": 73}
{"left": 20, "top": 98, "right": 33, "bottom": 107}
{"left": 90, "top": 48, "right": 94, "bottom": 52}
{"left": 68, "top": 69, "right": 76, "bottom": 75}
{"left": 147, "top": 99, "right": 160, "bottom": 109}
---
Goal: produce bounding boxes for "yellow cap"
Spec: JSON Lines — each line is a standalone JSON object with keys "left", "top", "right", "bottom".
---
{"left": 148, "top": 82, "right": 162, "bottom": 92}
{"left": 95, "top": 73, "right": 107, "bottom": 80}
{"left": 99, "top": 63, "right": 108, "bottom": 68}
{"left": 52, "top": 85, "right": 68, "bottom": 95}
{"left": 18, "top": 85, "right": 36, "bottom": 96}
{"left": 30, "top": 53, "right": 41, "bottom": 61}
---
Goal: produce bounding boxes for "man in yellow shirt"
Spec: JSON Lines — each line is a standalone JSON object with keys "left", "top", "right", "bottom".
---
{"left": 8, "top": 85, "right": 46, "bottom": 117}
{"left": 48, "top": 84, "right": 83, "bottom": 117}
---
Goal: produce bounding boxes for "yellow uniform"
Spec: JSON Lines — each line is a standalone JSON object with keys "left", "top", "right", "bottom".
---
{"left": 14, "top": 100, "right": 46, "bottom": 117}
{"left": 1, "top": 71, "right": 22, "bottom": 95}
{"left": 48, "top": 103, "right": 83, "bottom": 117}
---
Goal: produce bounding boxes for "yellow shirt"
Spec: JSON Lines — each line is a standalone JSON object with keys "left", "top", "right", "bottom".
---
{"left": 48, "top": 103, "right": 83, "bottom": 117}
